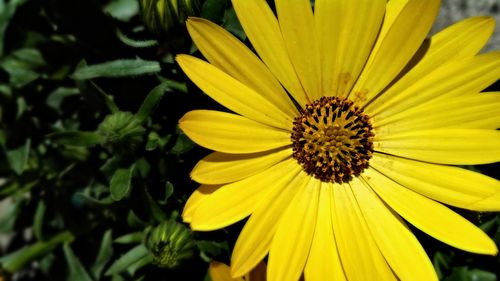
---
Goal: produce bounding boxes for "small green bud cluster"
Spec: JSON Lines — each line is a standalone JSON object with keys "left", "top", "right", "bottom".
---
{"left": 145, "top": 220, "right": 195, "bottom": 268}
{"left": 97, "top": 112, "right": 145, "bottom": 151}
{"left": 140, "top": 0, "right": 198, "bottom": 35}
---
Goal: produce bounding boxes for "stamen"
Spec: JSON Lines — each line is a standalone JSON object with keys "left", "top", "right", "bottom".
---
{"left": 291, "top": 97, "right": 374, "bottom": 184}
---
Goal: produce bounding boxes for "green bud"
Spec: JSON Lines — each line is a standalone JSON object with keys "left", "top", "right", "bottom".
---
{"left": 144, "top": 220, "right": 195, "bottom": 268}
{"left": 140, "top": 0, "right": 199, "bottom": 35}
{"left": 97, "top": 112, "right": 145, "bottom": 150}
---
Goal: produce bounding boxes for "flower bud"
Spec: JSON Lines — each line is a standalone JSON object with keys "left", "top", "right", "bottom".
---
{"left": 97, "top": 112, "right": 145, "bottom": 150}
{"left": 140, "top": 0, "right": 198, "bottom": 35}
{"left": 145, "top": 220, "right": 195, "bottom": 268}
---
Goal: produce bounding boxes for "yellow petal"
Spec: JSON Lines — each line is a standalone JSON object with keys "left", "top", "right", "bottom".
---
{"left": 366, "top": 16, "right": 495, "bottom": 114}
{"left": 275, "top": 0, "right": 320, "bottom": 100}
{"left": 369, "top": 153, "right": 500, "bottom": 211}
{"left": 369, "top": 52, "right": 500, "bottom": 119}
{"left": 191, "top": 148, "right": 292, "bottom": 185}
{"left": 352, "top": 0, "right": 440, "bottom": 104}
{"left": 186, "top": 18, "right": 298, "bottom": 118}
{"left": 363, "top": 168, "right": 498, "bottom": 255}
{"left": 231, "top": 166, "right": 305, "bottom": 277}
{"left": 331, "top": 184, "right": 397, "bottom": 281}
{"left": 314, "top": 0, "right": 385, "bottom": 98}
{"left": 182, "top": 185, "right": 220, "bottom": 223}
{"left": 374, "top": 92, "right": 500, "bottom": 133}
{"left": 267, "top": 176, "right": 320, "bottom": 281}
{"left": 179, "top": 110, "right": 291, "bottom": 154}
{"left": 231, "top": 0, "right": 309, "bottom": 106}
{"left": 304, "top": 183, "right": 346, "bottom": 281}
{"left": 176, "top": 55, "right": 292, "bottom": 129}
{"left": 190, "top": 158, "right": 299, "bottom": 231}
{"left": 351, "top": 177, "right": 438, "bottom": 281}
{"left": 374, "top": 128, "right": 500, "bottom": 165}
{"left": 210, "top": 262, "right": 243, "bottom": 281}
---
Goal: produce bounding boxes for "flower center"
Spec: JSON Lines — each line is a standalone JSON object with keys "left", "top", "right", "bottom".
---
{"left": 291, "top": 97, "right": 374, "bottom": 184}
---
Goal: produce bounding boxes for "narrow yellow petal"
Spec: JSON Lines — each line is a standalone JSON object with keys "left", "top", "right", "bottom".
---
{"left": 366, "top": 16, "right": 495, "bottom": 114}
{"left": 231, "top": 167, "right": 305, "bottom": 277}
{"left": 374, "top": 129, "right": 500, "bottom": 165}
{"left": 369, "top": 153, "right": 500, "bottom": 211}
{"left": 304, "top": 183, "right": 346, "bottom": 281}
{"left": 369, "top": 52, "right": 500, "bottom": 119}
{"left": 267, "top": 177, "right": 320, "bottom": 281}
{"left": 331, "top": 184, "right": 397, "bottom": 281}
{"left": 182, "top": 185, "right": 220, "bottom": 223}
{"left": 364, "top": 168, "right": 498, "bottom": 255}
{"left": 231, "top": 0, "right": 309, "bottom": 106}
{"left": 275, "top": 0, "right": 320, "bottom": 100}
{"left": 179, "top": 110, "right": 291, "bottom": 154}
{"left": 352, "top": 0, "right": 440, "bottom": 104}
{"left": 374, "top": 92, "right": 500, "bottom": 133}
{"left": 351, "top": 177, "right": 438, "bottom": 281}
{"left": 191, "top": 148, "right": 292, "bottom": 185}
{"left": 314, "top": 0, "right": 385, "bottom": 98}
{"left": 177, "top": 55, "right": 293, "bottom": 129}
{"left": 210, "top": 262, "right": 243, "bottom": 281}
{"left": 186, "top": 18, "right": 298, "bottom": 118}
{"left": 190, "top": 159, "right": 299, "bottom": 231}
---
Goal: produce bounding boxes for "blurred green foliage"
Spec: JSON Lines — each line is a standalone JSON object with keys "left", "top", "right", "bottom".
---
{"left": 0, "top": 0, "right": 498, "bottom": 280}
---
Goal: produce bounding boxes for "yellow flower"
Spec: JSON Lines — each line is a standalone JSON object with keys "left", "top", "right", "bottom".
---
{"left": 209, "top": 261, "right": 266, "bottom": 281}
{"left": 178, "top": 0, "right": 500, "bottom": 280}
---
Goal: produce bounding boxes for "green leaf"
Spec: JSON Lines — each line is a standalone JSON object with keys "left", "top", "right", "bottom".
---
{"left": 222, "top": 7, "right": 245, "bottom": 40}
{"left": 63, "top": 244, "right": 93, "bottom": 281}
{"left": 47, "top": 131, "right": 103, "bottom": 146}
{"left": 116, "top": 29, "right": 158, "bottom": 48}
{"left": 468, "top": 269, "right": 496, "bottom": 281}
{"left": 46, "top": 87, "right": 80, "bottom": 110}
{"left": 126, "top": 255, "right": 152, "bottom": 276}
{"left": 104, "top": 244, "right": 149, "bottom": 276}
{"left": 144, "top": 187, "right": 167, "bottom": 222}
{"left": 196, "top": 240, "right": 229, "bottom": 263}
{"left": 200, "top": 0, "right": 227, "bottom": 23}
{"left": 114, "top": 232, "right": 143, "bottom": 244}
{"left": 0, "top": 231, "right": 74, "bottom": 273}
{"left": 433, "top": 251, "right": 451, "bottom": 279}
{"left": 0, "top": 48, "right": 46, "bottom": 88}
{"left": 5, "top": 138, "right": 30, "bottom": 175}
{"left": 33, "top": 200, "right": 47, "bottom": 240}
{"left": 145, "top": 132, "right": 160, "bottom": 151}
{"left": 127, "top": 211, "right": 148, "bottom": 229}
{"left": 135, "top": 82, "right": 171, "bottom": 123}
{"left": 0, "top": 0, "right": 28, "bottom": 56}
{"left": 89, "top": 81, "right": 119, "bottom": 114}
{"left": 164, "top": 181, "right": 174, "bottom": 203}
{"left": 91, "top": 230, "right": 113, "bottom": 279}
{"left": 170, "top": 133, "right": 195, "bottom": 155}
{"left": 72, "top": 59, "right": 161, "bottom": 80}
{"left": 110, "top": 164, "right": 135, "bottom": 201}
{"left": 0, "top": 199, "right": 21, "bottom": 233}
{"left": 16, "top": 97, "right": 27, "bottom": 118}
{"left": 104, "top": 0, "right": 139, "bottom": 21}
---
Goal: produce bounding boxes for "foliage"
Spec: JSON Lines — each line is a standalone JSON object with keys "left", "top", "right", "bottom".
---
{"left": 0, "top": 0, "right": 498, "bottom": 280}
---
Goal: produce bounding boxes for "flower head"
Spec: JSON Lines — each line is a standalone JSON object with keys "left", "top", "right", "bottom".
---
{"left": 178, "top": 0, "right": 500, "bottom": 280}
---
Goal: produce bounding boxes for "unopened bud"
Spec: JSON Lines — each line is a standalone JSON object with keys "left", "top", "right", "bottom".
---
{"left": 97, "top": 112, "right": 144, "bottom": 150}
{"left": 140, "top": 0, "right": 199, "bottom": 35}
{"left": 145, "top": 220, "right": 195, "bottom": 268}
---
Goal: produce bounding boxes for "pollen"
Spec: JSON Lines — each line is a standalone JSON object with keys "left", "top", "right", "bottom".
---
{"left": 291, "top": 97, "right": 374, "bottom": 184}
